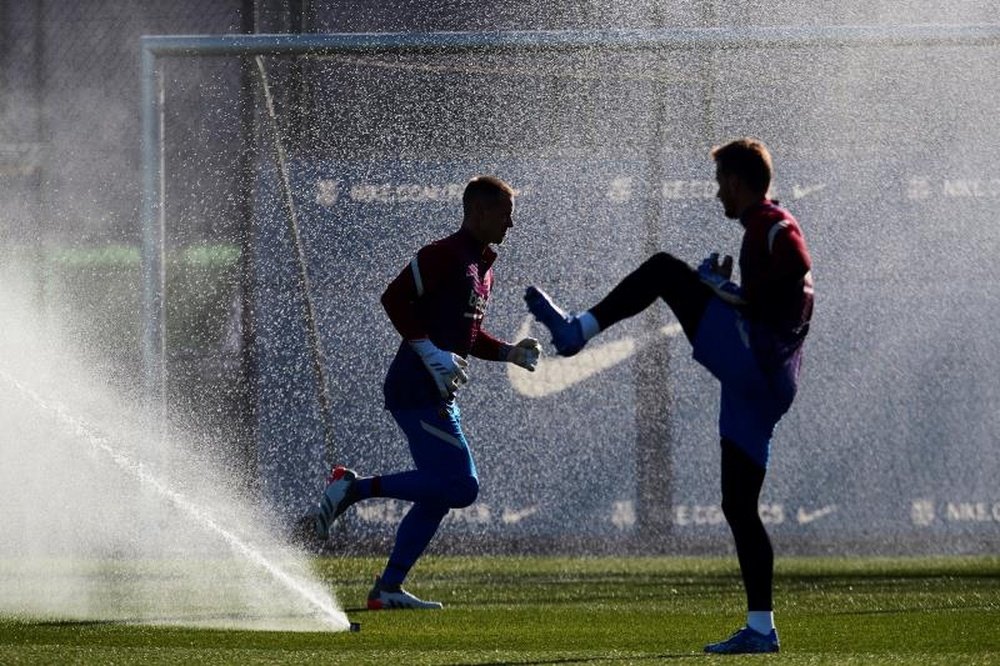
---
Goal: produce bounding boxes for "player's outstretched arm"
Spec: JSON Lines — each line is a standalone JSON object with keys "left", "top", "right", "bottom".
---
{"left": 470, "top": 328, "right": 540, "bottom": 371}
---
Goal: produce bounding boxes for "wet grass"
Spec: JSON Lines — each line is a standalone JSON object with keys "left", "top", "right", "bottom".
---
{"left": 2, "top": 555, "right": 998, "bottom": 664}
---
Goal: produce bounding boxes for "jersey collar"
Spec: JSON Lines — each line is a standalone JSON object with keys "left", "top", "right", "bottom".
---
{"left": 739, "top": 198, "right": 779, "bottom": 228}
{"left": 456, "top": 226, "right": 497, "bottom": 266}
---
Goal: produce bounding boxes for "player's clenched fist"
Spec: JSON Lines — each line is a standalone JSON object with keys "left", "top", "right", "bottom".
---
{"left": 504, "top": 337, "right": 542, "bottom": 372}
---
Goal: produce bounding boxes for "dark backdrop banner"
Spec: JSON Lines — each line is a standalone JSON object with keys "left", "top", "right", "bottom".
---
{"left": 253, "top": 153, "right": 1000, "bottom": 553}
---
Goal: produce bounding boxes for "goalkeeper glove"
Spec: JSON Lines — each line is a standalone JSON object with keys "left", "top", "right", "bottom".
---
{"left": 409, "top": 338, "right": 469, "bottom": 399}
{"left": 698, "top": 252, "right": 733, "bottom": 279}
{"left": 504, "top": 337, "right": 542, "bottom": 371}
{"left": 697, "top": 252, "right": 747, "bottom": 306}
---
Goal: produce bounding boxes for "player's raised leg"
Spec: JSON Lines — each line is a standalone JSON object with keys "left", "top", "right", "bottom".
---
{"left": 525, "top": 252, "right": 712, "bottom": 357}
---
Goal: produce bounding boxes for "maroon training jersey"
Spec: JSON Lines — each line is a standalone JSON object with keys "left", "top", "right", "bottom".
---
{"left": 738, "top": 199, "right": 814, "bottom": 370}
{"left": 381, "top": 227, "right": 505, "bottom": 409}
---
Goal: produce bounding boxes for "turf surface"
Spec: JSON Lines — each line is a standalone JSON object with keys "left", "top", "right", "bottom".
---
{"left": 2, "top": 555, "right": 998, "bottom": 664}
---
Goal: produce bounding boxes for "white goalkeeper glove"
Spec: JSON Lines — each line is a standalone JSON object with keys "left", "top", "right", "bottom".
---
{"left": 409, "top": 338, "right": 469, "bottom": 399}
{"left": 504, "top": 337, "right": 542, "bottom": 372}
{"left": 697, "top": 252, "right": 747, "bottom": 306}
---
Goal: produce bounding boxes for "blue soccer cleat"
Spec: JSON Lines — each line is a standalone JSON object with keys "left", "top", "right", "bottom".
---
{"left": 523, "top": 286, "right": 586, "bottom": 357}
{"left": 314, "top": 465, "right": 357, "bottom": 540}
{"left": 704, "top": 626, "right": 780, "bottom": 654}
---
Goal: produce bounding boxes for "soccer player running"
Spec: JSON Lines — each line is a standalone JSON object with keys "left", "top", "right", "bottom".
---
{"left": 525, "top": 139, "right": 813, "bottom": 654}
{"left": 314, "top": 175, "right": 541, "bottom": 610}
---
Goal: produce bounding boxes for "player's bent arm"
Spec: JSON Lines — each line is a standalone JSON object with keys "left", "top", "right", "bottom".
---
{"left": 469, "top": 328, "right": 507, "bottom": 361}
{"left": 469, "top": 329, "right": 540, "bottom": 371}
{"left": 409, "top": 338, "right": 469, "bottom": 398}
{"left": 743, "top": 227, "right": 812, "bottom": 304}
{"left": 381, "top": 269, "right": 426, "bottom": 339}
{"left": 697, "top": 267, "right": 748, "bottom": 307}
{"left": 769, "top": 225, "right": 812, "bottom": 281}
{"left": 697, "top": 252, "right": 747, "bottom": 306}
{"left": 381, "top": 244, "right": 452, "bottom": 338}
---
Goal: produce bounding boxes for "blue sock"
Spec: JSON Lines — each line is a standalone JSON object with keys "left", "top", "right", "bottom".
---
{"left": 362, "top": 470, "right": 451, "bottom": 504}
{"left": 381, "top": 502, "right": 448, "bottom": 587}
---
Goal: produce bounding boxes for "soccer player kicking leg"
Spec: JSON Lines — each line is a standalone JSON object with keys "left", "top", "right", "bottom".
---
{"left": 315, "top": 403, "right": 480, "bottom": 610}
{"left": 525, "top": 258, "right": 782, "bottom": 653}
{"left": 313, "top": 175, "right": 541, "bottom": 610}
{"left": 525, "top": 138, "right": 813, "bottom": 653}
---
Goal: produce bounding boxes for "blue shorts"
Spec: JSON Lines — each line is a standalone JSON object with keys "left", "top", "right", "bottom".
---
{"left": 390, "top": 402, "right": 478, "bottom": 480}
{"left": 691, "top": 298, "right": 795, "bottom": 468}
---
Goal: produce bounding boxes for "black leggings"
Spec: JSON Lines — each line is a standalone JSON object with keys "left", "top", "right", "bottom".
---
{"left": 588, "top": 252, "right": 712, "bottom": 343}
{"left": 721, "top": 439, "right": 773, "bottom": 611}
{"left": 589, "top": 253, "right": 771, "bottom": 609}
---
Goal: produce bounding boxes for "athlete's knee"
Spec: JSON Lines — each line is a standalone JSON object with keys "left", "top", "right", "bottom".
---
{"left": 644, "top": 251, "right": 688, "bottom": 278}
{"left": 445, "top": 474, "right": 479, "bottom": 508}
{"left": 412, "top": 501, "right": 450, "bottom": 523}
{"left": 721, "top": 483, "right": 761, "bottom": 526}
{"left": 721, "top": 494, "right": 757, "bottom": 526}
{"left": 721, "top": 481, "right": 769, "bottom": 536}
{"left": 642, "top": 252, "right": 706, "bottom": 338}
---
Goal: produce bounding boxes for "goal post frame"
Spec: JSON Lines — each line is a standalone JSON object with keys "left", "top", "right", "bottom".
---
{"left": 140, "top": 23, "right": 1000, "bottom": 410}
{"left": 139, "top": 24, "right": 1000, "bottom": 542}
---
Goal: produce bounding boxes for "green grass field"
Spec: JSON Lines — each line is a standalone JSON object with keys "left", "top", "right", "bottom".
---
{"left": 2, "top": 555, "right": 998, "bottom": 665}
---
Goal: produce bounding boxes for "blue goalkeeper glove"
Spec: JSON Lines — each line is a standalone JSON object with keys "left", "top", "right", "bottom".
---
{"left": 409, "top": 338, "right": 469, "bottom": 398}
{"left": 697, "top": 253, "right": 747, "bottom": 306}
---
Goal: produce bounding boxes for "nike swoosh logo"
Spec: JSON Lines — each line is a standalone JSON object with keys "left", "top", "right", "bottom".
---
{"left": 796, "top": 504, "right": 837, "bottom": 524}
{"left": 791, "top": 183, "right": 827, "bottom": 200}
{"left": 508, "top": 317, "right": 683, "bottom": 398}
{"left": 501, "top": 506, "right": 539, "bottom": 524}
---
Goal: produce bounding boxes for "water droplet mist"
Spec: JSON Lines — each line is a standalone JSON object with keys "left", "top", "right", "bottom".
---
{"left": 0, "top": 271, "right": 348, "bottom": 631}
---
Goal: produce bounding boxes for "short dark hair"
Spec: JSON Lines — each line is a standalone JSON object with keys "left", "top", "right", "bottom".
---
{"left": 711, "top": 138, "right": 773, "bottom": 195}
{"left": 463, "top": 175, "right": 514, "bottom": 217}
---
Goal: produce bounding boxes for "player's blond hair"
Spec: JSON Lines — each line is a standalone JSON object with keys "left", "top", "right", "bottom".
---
{"left": 463, "top": 175, "right": 514, "bottom": 218}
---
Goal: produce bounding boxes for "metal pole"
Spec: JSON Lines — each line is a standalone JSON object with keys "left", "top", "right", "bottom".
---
{"left": 140, "top": 25, "right": 1000, "bottom": 59}
{"left": 140, "top": 46, "right": 166, "bottom": 419}
{"left": 31, "top": 0, "right": 48, "bottom": 312}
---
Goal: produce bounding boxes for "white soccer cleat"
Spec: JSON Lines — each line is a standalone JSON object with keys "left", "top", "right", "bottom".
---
{"left": 367, "top": 577, "right": 443, "bottom": 610}
{"left": 314, "top": 465, "right": 357, "bottom": 540}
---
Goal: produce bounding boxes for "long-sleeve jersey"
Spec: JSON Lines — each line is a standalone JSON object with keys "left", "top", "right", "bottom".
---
{"left": 738, "top": 199, "right": 814, "bottom": 371}
{"left": 381, "top": 227, "right": 506, "bottom": 409}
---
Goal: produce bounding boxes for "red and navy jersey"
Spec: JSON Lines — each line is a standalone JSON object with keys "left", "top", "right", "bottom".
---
{"left": 738, "top": 200, "right": 814, "bottom": 369}
{"left": 381, "top": 227, "right": 506, "bottom": 409}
